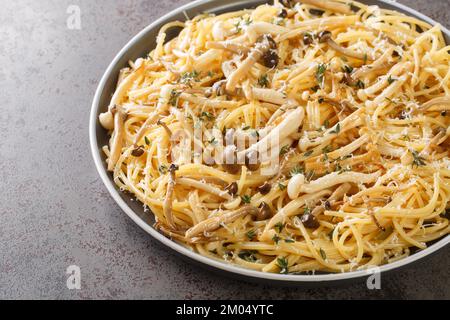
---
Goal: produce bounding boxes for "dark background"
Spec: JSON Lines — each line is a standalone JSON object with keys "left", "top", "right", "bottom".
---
{"left": 0, "top": 0, "right": 449, "bottom": 299}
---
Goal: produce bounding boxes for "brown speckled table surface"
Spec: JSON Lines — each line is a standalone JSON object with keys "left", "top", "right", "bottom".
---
{"left": 0, "top": 0, "right": 449, "bottom": 300}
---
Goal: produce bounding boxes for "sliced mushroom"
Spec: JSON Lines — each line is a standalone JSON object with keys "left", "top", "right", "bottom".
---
{"left": 185, "top": 205, "right": 259, "bottom": 238}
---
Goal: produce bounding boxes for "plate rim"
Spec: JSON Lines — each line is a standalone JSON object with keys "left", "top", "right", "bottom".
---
{"left": 90, "top": 0, "right": 450, "bottom": 283}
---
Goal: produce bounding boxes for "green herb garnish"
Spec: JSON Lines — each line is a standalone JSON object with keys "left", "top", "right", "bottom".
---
{"left": 258, "top": 74, "right": 269, "bottom": 88}
{"left": 290, "top": 166, "right": 304, "bottom": 177}
{"left": 355, "top": 79, "right": 365, "bottom": 89}
{"left": 274, "top": 222, "right": 284, "bottom": 233}
{"left": 208, "top": 137, "right": 217, "bottom": 145}
{"left": 316, "top": 63, "right": 327, "bottom": 88}
{"left": 200, "top": 111, "right": 215, "bottom": 121}
{"left": 319, "top": 248, "right": 327, "bottom": 260}
{"left": 180, "top": 70, "right": 199, "bottom": 86}
{"left": 246, "top": 230, "right": 257, "bottom": 240}
{"left": 330, "top": 123, "right": 341, "bottom": 134}
{"left": 168, "top": 90, "right": 181, "bottom": 107}
{"left": 327, "top": 228, "right": 335, "bottom": 239}
{"left": 387, "top": 75, "right": 397, "bottom": 85}
{"left": 411, "top": 150, "right": 426, "bottom": 167}
{"left": 322, "top": 145, "right": 332, "bottom": 154}
{"left": 277, "top": 257, "right": 289, "bottom": 274}
{"left": 241, "top": 195, "right": 252, "bottom": 204}
{"left": 305, "top": 170, "right": 315, "bottom": 181}
{"left": 238, "top": 250, "right": 257, "bottom": 262}
{"left": 272, "top": 234, "right": 281, "bottom": 244}
{"left": 304, "top": 150, "right": 314, "bottom": 157}
{"left": 280, "top": 145, "right": 291, "bottom": 156}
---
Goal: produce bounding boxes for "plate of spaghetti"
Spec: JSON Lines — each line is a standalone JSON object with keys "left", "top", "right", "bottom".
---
{"left": 90, "top": 0, "right": 450, "bottom": 283}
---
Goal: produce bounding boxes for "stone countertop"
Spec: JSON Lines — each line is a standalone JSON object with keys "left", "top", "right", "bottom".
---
{"left": 0, "top": 0, "right": 449, "bottom": 299}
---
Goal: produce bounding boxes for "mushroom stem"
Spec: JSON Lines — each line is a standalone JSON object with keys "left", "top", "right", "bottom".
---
{"left": 252, "top": 88, "right": 287, "bottom": 105}
{"left": 312, "top": 184, "right": 350, "bottom": 216}
{"left": 206, "top": 41, "right": 250, "bottom": 54}
{"left": 177, "top": 178, "right": 233, "bottom": 201}
{"left": 100, "top": 64, "right": 147, "bottom": 131}
{"left": 133, "top": 84, "right": 175, "bottom": 145}
{"left": 158, "top": 120, "right": 173, "bottom": 137}
{"left": 163, "top": 164, "right": 179, "bottom": 230}
{"left": 415, "top": 96, "right": 450, "bottom": 113}
{"left": 352, "top": 48, "right": 394, "bottom": 79}
{"left": 226, "top": 38, "right": 273, "bottom": 92}
{"left": 237, "top": 107, "right": 305, "bottom": 159}
{"left": 182, "top": 176, "right": 229, "bottom": 188}
{"left": 179, "top": 92, "right": 238, "bottom": 109}
{"left": 421, "top": 129, "right": 447, "bottom": 155}
{"left": 299, "top": 171, "right": 382, "bottom": 194}
{"left": 185, "top": 205, "right": 258, "bottom": 239}
{"left": 327, "top": 38, "right": 371, "bottom": 61}
{"left": 318, "top": 31, "right": 372, "bottom": 61}
{"left": 367, "top": 207, "right": 385, "bottom": 232}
